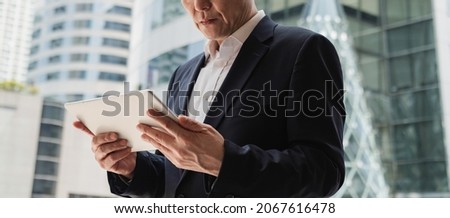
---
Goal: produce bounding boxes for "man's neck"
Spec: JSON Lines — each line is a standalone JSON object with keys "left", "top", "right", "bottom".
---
{"left": 216, "top": 10, "right": 258, "bottom": 46}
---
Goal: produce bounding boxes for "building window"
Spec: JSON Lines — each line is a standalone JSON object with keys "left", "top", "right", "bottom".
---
{"left": 34, "top": 15, "right": 43, "bottom": 24}
{"left": 100, "top": 55, "right": 127, "bottom": 65}
{"left": 37, "top": 142, "right": 60, "bottom": 157}
{"left": 39, "top": 123, "right": 63, "bottom": 138}
{"left": 387, "top": 20, "right": 434, "bottom": 55}
{"left": 70, "top": 53, "right": 89, "bottom": 62}
{"left": 151, "top": 0, "right": 186, "bottom": 29}
{"left": 48, "top": 55, "right": 61, "bottom": 64}
{"left": 148, "top": 46, "right": 189, "bottom": 85}
{"left": 107, "top": 5, "right": 132, "bottom": 16}
{"left": 54, "top": 6, "right": 66, "bottom": 15}
{"left": 51, "top": 22, "right": 65, "bottom": 32}
{"left": 32, "top": 29, "right": 41, "bottom": 39}
{"left": 30, "top": 45, "right": 39, "bottom": 55}
{"left": 102, "top": 38, "right": 129, "bottom": 49}
{"left": 68, "top": 70, "right": 87, "bottom": 79}
{"left": 28, "top": 61, "right": 38, "bottom": 71}
{"left": 49, "top": 38, "right": 64, "bottom": 49}
{"left": 386, "top": 0, "right": 432, "bottom": 24}
{"left": 32, "top": 179, "right": 56, "bottom": 195}
{"left": 75, "top": 3, "right": 93, "bottom": 12}
{"left": 35, "top": 160, "right": 58, "bottom": 176}
{"left": 448, "top": 0, "right": 450, "bottom": 16}
{"left": 46, "top": 72, "right": 60, "bottom": 81}
{"left": 73, "top": 20, "right": 92, "bottom": 29}
{"left": 72, "top": 36, "right": 90, "bottom": 45}
{"left": 99, "top": 72, "right": 126, "bottom": 82}
{"left": 42, "top": 105, "right": 65, "bottom": 120}
{"left": 66, "top": 94, "right": 84, "bottom": 102}
{"left": 104, "top": 21, "right": 130, "bottom": 32}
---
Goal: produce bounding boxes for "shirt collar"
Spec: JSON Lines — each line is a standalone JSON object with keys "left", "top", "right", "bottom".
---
{"left": 232, "top": 10, "right": 266, "bottom": 44}
{"left": 204, "top": 10, "right": 266, "bottom": 59}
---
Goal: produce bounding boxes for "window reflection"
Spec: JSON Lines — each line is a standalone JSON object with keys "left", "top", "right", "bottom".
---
{"left": 32, "top": 179, "right": 56, "bottom": 196}
{"left": 35, "top": 160, "right": 58, "bottom": 176}
{"left": 37, "top": 142, "right": 60, "bottom": 157}
{"left": 42, "top": 105, "right": 65, "bottom": 121}
{"left": 39, "top": 124, "right": 62, "bottom": 139}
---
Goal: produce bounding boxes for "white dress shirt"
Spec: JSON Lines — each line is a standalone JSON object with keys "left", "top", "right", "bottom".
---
{"left": 188, "top": 10, "right": 266, "bottom": 122}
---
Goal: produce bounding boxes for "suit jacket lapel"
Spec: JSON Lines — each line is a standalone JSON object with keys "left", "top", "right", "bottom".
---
{"left": 166, "top": 55, "right": 204, "bottom": 197}
{"left": 178, "top": 55, "right": 205, "bottom": 115}
{"left": 203, "top": 16, "right": 276, "bottom": 129}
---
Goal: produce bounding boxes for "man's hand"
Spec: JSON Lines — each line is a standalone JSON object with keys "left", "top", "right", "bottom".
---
{"left": 73, "top": 121, "right": 136, "bottom": 179}
{"left": 137, "top": 109, "right": 224, "bottom": 176}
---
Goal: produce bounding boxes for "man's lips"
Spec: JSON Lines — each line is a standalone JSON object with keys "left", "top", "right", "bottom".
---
{"left": 199, "top": 18, "right": 217, "bottom": 25}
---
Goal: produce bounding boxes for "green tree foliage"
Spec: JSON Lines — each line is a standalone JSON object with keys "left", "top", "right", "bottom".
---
{"left": 0, "top": 80, "right": 38, "bottom": 94}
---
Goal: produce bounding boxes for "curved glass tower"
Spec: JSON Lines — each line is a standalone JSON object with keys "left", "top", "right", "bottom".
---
{"left": 299, "top": 0, "right": 389, "bottom": 197}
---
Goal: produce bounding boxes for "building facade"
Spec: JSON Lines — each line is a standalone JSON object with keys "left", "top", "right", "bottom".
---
{"left": 0, "top": 90, "right": 42, "bottom": 197}
{"left": 26, "top": 0, "right": 134, "bottom": 197}
{"left": 334, "top": 0, "right": 448, "bottom": 197}
{"left": 0, "top": 88, "right": 113, "bottom": 197}
{"left": 130, "top": 0, "right": 449, "bottom": 197}
{"left": 28, "top": 0, "right": 133, "bottom": 102}
{"left": 0, "top": 0, "right": 35, "bottom": 82}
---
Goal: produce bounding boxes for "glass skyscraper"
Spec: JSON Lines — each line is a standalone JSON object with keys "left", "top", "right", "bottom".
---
{"left": 0, "top": 0, "right": 35, "bottom": 82}
{"left": 299, "top": 0, "right": 389, "bottom": 197}
{"left": 342, "top": 0, "right": 447, "bottom": 196}
{"left": 132, "top": 0, "right": 450, "bottom": 197}
{"left": 251, "top": 0, "right": 448, "bottom": 196}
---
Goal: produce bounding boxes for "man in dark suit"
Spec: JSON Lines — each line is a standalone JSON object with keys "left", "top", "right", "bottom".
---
{"left": 75, "top": 0, "right": 345, "bottom": 197}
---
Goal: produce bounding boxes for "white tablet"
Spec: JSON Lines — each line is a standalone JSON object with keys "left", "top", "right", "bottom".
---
{"left": 64, "top": 89, "right": 178, "bottom": 151}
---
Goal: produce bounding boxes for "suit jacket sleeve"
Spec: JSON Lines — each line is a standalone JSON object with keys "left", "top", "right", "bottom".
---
{"left": 209, "top": 34, "right": 346, "bottom": 197}
{"left": 107, "top": 151, "right": 166, "bottom": 197}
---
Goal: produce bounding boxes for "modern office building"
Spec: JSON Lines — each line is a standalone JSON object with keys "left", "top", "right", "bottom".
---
{"left": 299, "top": 0, "right": 389, "bottom": 197}
{"left": 25, "top": 0, "right": 134, "bottom": 197}
{"left": 130, "top": 0, "right": 450, "bottom": 197}
{"left": 0, "top": 90, "right": 42, "bottom": 197}
{"left": 28, "top": 0, "right": 133, "bottom": 101}
{"left": 0, "top": 86, "right": 113, "bottom": 197}
{"left": 335, "top": 0, "right": 448, "bottom": 197}
{"left": 0, "top": 0, "right": 35, "bottom": 82}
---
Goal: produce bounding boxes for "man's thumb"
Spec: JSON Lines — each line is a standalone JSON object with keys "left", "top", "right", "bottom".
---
{"left": 178, "top": 115, "right": 207, "bottom": 132}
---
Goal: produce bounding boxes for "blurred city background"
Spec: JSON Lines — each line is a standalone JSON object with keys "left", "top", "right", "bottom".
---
{"left": 0, "top": 0, "right": 449, "bottom": 198}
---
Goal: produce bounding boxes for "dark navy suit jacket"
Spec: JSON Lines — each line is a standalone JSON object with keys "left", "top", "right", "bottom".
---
{"left": 108, "top": 16, "right": 346, "bottom": 197}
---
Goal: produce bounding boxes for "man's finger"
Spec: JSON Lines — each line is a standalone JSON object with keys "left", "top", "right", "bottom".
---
{"left": 140, "top": 133, "right": 170, "bottom": 154}
{"left": 147, "top": 109, "right": 183, "bottom": 137}
{"left": 92, "top": 132, "right": 119, "bottom": 152}
{"left": 73, "top": 121, "right": 94, "bottom": 136}
{"left": 99, "top": 147, "right": 132, "bottom": 171}
{"left": 178, "top": 115, "right": 207, "bottom": 132}
{"left": 137, "top": 123, "right": 175, "bottom": 147}
{"left": 95, "top": 139, "right": 128, "bottom": 157}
